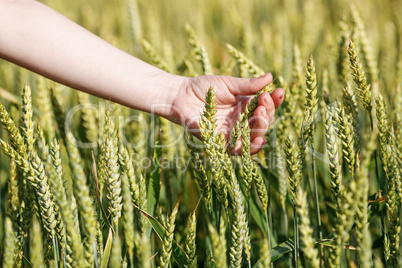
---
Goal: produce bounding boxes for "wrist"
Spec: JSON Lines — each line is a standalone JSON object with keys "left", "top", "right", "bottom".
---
{"left": 150, "top": 73, "right": 189, "bottom": 123}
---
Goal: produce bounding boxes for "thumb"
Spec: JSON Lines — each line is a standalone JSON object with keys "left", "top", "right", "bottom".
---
{"left": 229, "top": 73, "right": 273, "bottom": 96}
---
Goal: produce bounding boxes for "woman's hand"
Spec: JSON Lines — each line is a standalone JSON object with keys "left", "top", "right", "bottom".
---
{"left": 0, "top": 1, "right": 284, "bottom": 155}
{"left": 168, "top": 73, "right": 285, "bottom": 154}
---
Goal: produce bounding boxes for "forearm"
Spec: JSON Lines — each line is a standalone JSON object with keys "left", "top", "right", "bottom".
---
{"left": 0, "top": 0, "right": 184, "bottom": 118}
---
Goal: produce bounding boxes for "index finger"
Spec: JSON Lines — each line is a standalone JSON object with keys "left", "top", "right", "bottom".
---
{"left": 228, "top": 73, "right": 273, "bottom": 96}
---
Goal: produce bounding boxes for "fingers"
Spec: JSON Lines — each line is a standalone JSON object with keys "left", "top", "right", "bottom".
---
{"left": 250, "top": 105, "right": 271, "bottom": 139}
{"left": 229, "top": 73, "right": 273, "bottom": 96}
{"left": 228, "top": 80, "right": 285, "bottom": 155}
{"left": 270, "top": 88, "right": 285, "bottom": 108}
{"left": 247, "top": 90, "right": 284, "bottom": 154}
{"left": 250, "top": 136, "right": 267, "bottom": 155}
{"left": 230, "top": 134, "right": 267, "bottom": 155}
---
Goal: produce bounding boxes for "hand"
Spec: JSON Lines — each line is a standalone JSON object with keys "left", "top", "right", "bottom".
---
{"left": 169, "top": 73, "right": 285, "bottom": 154}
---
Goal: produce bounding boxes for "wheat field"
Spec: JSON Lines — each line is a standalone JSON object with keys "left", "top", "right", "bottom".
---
{"left": 0, "top": 0, "right": 401, "bottom": 267}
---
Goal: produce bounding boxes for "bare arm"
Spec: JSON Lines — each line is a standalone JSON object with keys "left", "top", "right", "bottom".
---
{"left": 0, "top": 0, "right": 285, "bottom": 154}
{"left": 0, "top": 0, "right": 183, "bottom": 117}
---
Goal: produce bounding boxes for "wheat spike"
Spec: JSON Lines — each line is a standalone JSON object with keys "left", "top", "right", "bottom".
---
{"left": 158, "top": 203, "right": 179, "bottom": 268}
{"left": 285, "top": 136, "right": 303, "bottom": 199}
{"left": 303, "top": 55, "right": 318, "bottom": 141}
{"left": 199, "top": 88, "right": 228, "bottom": 207}
{"left": 49, "top": 139, "right": 85, "bottom": 267}
{"left": 228, "top": 176, "right": 247, "bottom": 268}
{"left": 354, "top": 133, "right": 376, "bottom": 266}
{"left": 66, "top": 131, "right": 97, "bottom": 267}
{"left": 185, "top": 212, "right": 197, "bottom": 268}
{"left": 338, "top": 106, "right": 356, "bottom": 176}
{"left": 121, "top": 172, "right": 135, "bottom": 260}
{"left": 348, "top": 40, "right": 372, "bottom": 112}
{"left": 325, "top": 108, "right": 342, "bottom": 208}
{"left": 142, "top": 39, "right": 172, "bottom": 73}
{"left": 104, "top": 120, "right": 123, "bottom": 228}
{"left": 2, "top": 217, "right": 16, "bottom": 268}
{"left": 187, "top": 134, "right": 212, "bottom": 210}
{"left": 185, "top": 24, "right": 213, "bottom": 75}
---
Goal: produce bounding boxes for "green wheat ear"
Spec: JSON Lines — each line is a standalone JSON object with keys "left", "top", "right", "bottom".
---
{"left": 158, "top": 203, "right": 179, "bottom": 268}
{"left": 121, "top": 172, "right": 135, "bottom": 260}
{"left": 65, "top": 131, "right": 97, "bottom": 267}
{"left": 142, "top": 39, "right": 172, "bottom": 73}
{"left": 104, "top": 115, "right": 122, "bottom": 228}
{"left": 324, "top": 107, "right": 342, "bottom": 208}
{"left": 0, "top": 98, "right": 27, "bottom": 157}
{"left": 185, "top": 211, "right": 197, "bottom": 268}
{"left": 285, "top": 135, "right": 303, "bottom": 199}
{"left": 21, "top": 84, "right": 35, "bottom": 154}
{"left": 338, "top": 106, "right": 356, "bottom": 176}
{"left": 228, "top": 173, "right": 247, "bottom": 268}
{"left": 49, "top": 138, "right": 85, "bottom": 267}
{"left": 187, "top": 133, "right": 212, "bottom": 210}
{"left": 199, "top": 87, "right": 228, "bottom": 208}
{"left": 354, "top": 133, "right": 377, "bottom": 267}
{"left": 303, "top": 55, "right": 318, "bottom": 141}
{"left": 2, "top": 217, "right": 16, "bottom": 268}
{"left": 348, "top": 40, "right": 372, "bottom": 112}
{"left": 185, "top": 24, "right": 213, "bottom": 75}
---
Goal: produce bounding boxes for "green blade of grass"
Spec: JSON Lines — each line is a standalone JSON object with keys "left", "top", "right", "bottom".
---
{"left": 146, "top": 131, "right": 162, "bottom": 236}
{"left": 316, "top": 239, "right": 356, "bottom": 250}
{"left": 100, "top": 228, "right": 113, "bottom": 268}
{"left": 134, "top": 203, "right": 189, "bottom": 267}
{"left": 253, "top": 238, "right": 294, "bottom": 267}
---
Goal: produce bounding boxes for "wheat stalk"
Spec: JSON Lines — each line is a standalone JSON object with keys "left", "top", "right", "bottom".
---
{"left": 354, "top": 133, "right": 376, "bottom": 266}
{"left": 208, "top": 222, "right": 228, "bottom": 268}
{"left": 295, "top": 187, "right": 320, "bottom": 268}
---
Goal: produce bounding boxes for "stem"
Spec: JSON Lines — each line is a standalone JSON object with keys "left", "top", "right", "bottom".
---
{"left": 130, "top": 254, "right": 134, "bottom": 268}
{"left": 265, "top": 212, "right": 274, "bottom": 268}
{"left": 369, "top": 115, "right": 381, "bottom": 187}
{"left": 369, "top": 113, "right": 386, "bottom": 245}
{"left": 311, "top": 142, "right": 323, "bottom": 265}
{"left": 283, "top": 205, "right": 288, "bottom": 238}
{"left": 293, "top": 206, "right": 298, "bottom": 268}
{"left": 52, "top": 236, "right": 59, "bottom": 268}
{"left": 93, "top": 238, "right": 99, "bottom": 268}
{"left": 247, "top": 199, "right": 252, "bottom": 268}
{"left": 224, "top": 206, "right": 232, "bottom": 244}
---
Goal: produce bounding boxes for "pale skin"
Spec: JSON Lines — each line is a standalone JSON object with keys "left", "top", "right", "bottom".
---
{"left": 0, "top": 0, "right": 285, "bottom": 154}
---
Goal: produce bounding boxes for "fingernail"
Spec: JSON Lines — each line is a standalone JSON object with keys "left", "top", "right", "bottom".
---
{"left": 261, "top": 107, "right": 266, "bottom": 116}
